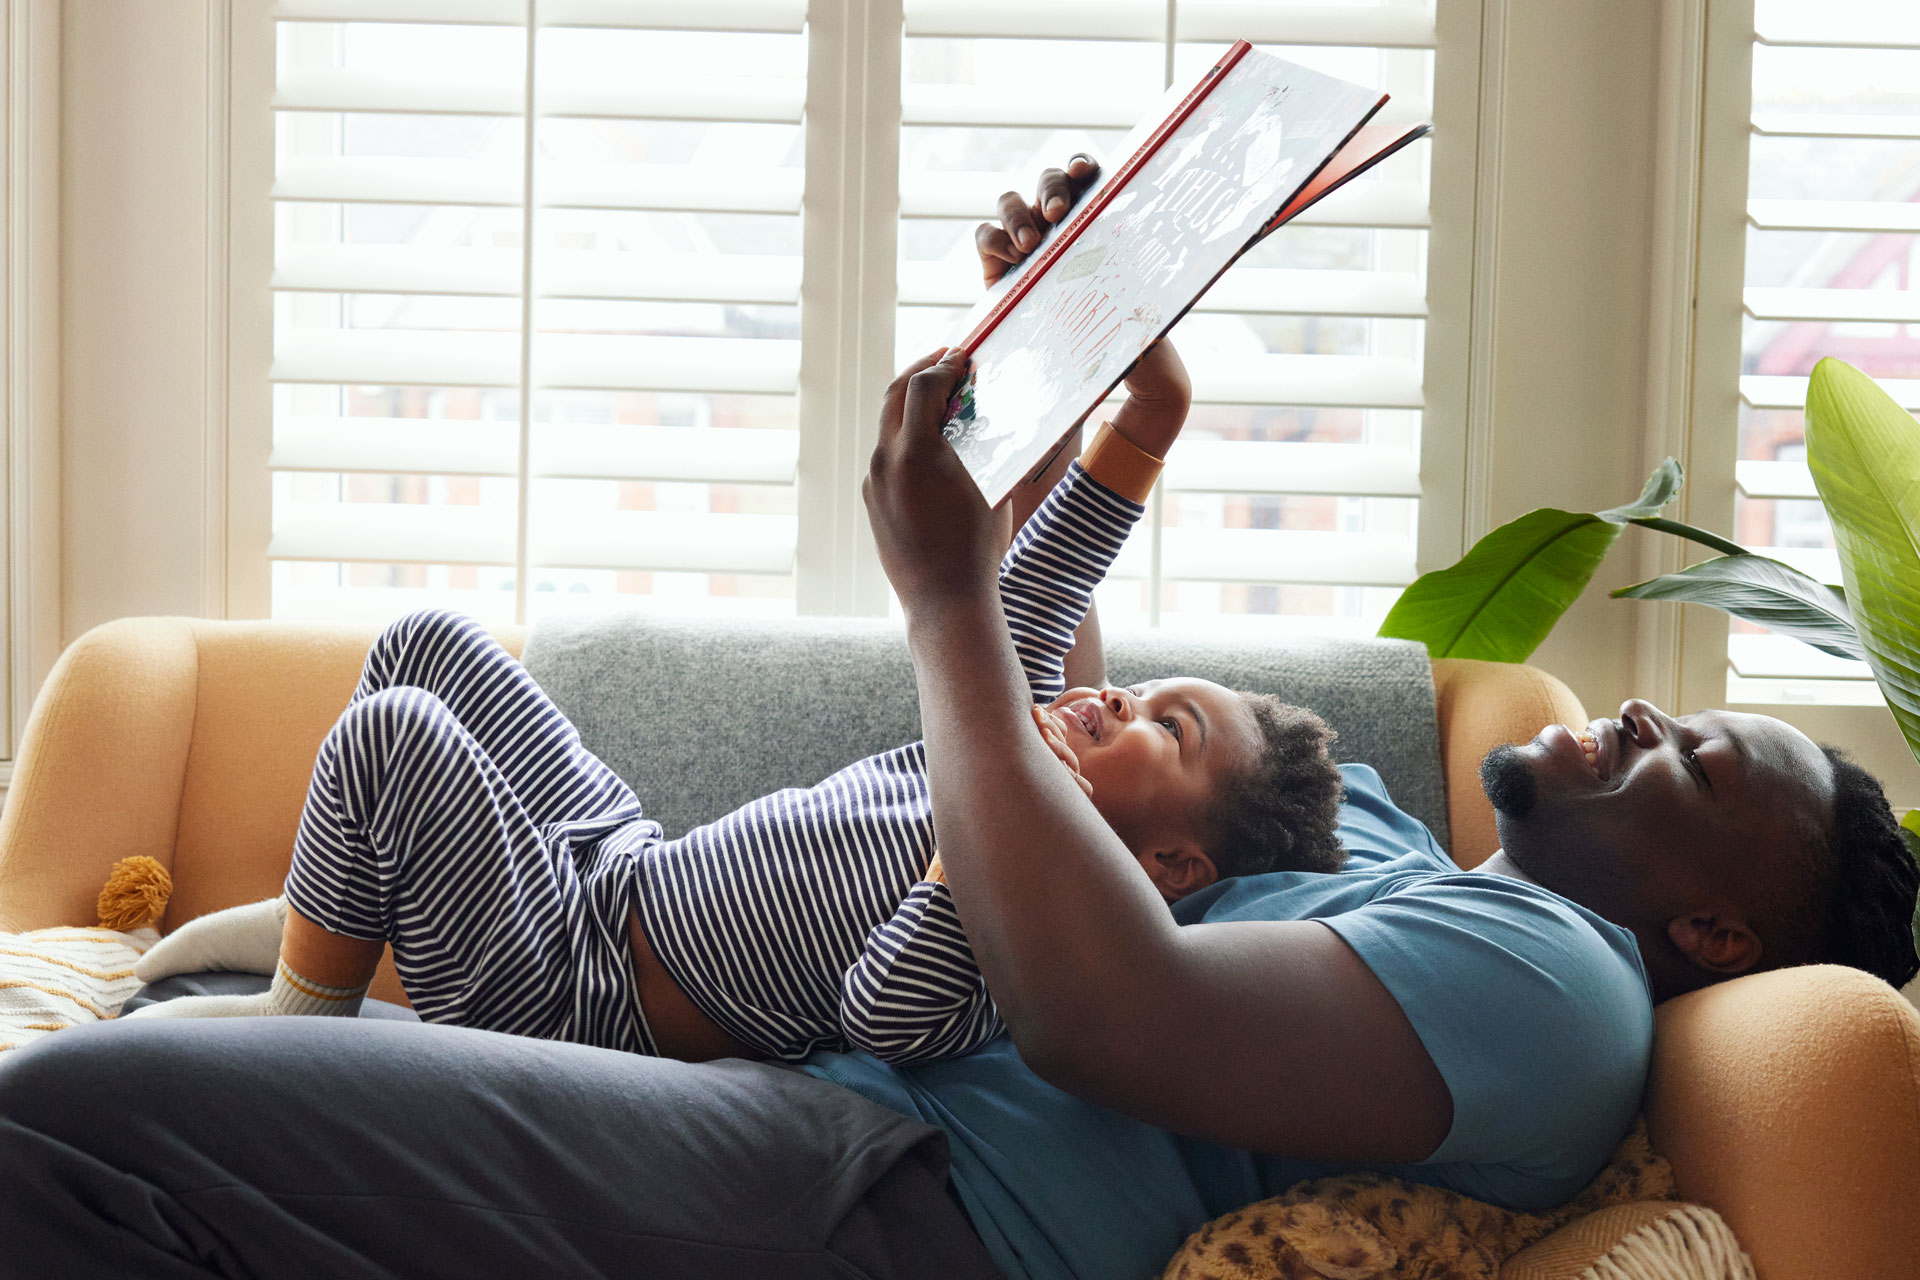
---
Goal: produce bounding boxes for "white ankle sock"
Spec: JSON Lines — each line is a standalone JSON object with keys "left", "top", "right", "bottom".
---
{"left": 262, "top": 959, "right": 368, "bottom": 1017}
{"left": 134, "top": 895, "right": 289, "bottom": 983}
{"left": 120, "top": 960, "right": 367, "bottom": 1020}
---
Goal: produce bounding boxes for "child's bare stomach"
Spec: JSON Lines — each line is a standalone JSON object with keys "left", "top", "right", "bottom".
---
{"left": 625, "top": 907, "right": 766, "bottom": 1063}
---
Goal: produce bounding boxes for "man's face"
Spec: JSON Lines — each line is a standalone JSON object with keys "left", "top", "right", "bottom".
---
{"left": 1046, "top": 678, "right": 1258, "bottom": 855}
{"left": 1484, "top": 700, "right": 1835, "bottom": 937}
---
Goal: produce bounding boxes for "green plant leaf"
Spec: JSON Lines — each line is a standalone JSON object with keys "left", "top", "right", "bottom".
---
{"left": 1598, "top": 457, "right": 1684, "bottom": 522}
{"left": 1378, "top": 509, "right": 1627, "bottom": 661}
{"left": 1805, "top": 358, "right": 1920, "bottom": 770}
{"left": 1378, "top": 461, "right": 1683, "bottom": 661}
{"left": 1611, "top": 555, "right": 1864, "bottom": 662}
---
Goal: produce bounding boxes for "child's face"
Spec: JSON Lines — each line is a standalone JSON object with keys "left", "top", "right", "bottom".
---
{"left": 1045, "top": 678, "right": 1258, "bottom": 898}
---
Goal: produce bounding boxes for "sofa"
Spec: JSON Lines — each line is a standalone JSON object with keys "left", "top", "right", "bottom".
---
{"left": 0, "top": 614, "right": 1915, "bottom": 1279}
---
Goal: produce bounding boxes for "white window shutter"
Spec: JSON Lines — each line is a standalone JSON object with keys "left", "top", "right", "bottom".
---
{"left": 896, "top": 1, "right": 1449, "bottom": 634}
{"left": 260, "top": 1, "right": 1473, "bottom": 635}
{"left": 1724, "top": 1, "right": 1920, "bottom": 703}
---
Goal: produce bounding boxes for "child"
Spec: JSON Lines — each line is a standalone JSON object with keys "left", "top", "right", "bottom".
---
{"left": 131, "top": 348, "right": 1346, "bottom": 1065}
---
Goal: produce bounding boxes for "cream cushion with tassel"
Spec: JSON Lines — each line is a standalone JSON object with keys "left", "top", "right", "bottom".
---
{"left": 0, "top": 855, "right": 173, "bottom": 1051}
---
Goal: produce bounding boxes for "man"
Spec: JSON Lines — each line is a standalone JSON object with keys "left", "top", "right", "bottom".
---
{"left": 1, "top": 167, "right": 1914, "bottom": 1280}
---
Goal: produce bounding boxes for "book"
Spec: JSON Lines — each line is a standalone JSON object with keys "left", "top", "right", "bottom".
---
{"left": 941, "top": 41, "right": 1432, "bottom": 507}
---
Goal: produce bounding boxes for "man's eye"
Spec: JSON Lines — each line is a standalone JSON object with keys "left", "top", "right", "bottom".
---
{"left": 1685, "top": 748, "right": 1711, "bottom": 791}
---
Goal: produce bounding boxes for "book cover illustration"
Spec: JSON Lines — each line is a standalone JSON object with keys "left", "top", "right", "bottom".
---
{"left": 942, "top": 48, "right": 1387, "bottom": 507}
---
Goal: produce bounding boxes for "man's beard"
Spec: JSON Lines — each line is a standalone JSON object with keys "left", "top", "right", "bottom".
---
{"left": 1480, "top": 744, "right": 1538, "bottom": 819}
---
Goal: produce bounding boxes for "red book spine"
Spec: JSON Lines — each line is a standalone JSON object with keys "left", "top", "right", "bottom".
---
{"left": 956, "top": 38, "right": 1255, "bottom": 357}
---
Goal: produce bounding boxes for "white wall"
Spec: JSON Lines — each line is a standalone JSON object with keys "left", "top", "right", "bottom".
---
{"left": 42, "top": 0, "right": 1920, "bottom": 806}
{"left": 62, "top": 0, "right": 219, "bottom": 633}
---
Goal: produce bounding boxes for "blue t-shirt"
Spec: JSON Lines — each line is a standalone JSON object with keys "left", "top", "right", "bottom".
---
{"left": 800, "top": 765, "right": 1653, "bottom": 1280}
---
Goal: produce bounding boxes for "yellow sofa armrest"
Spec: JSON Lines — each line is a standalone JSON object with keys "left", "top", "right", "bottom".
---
{"left": 1431, "top": 658, "right": 1585, "bottom": 869}
{"left": 1645, "top": 965, "right": 1920, "bottom": 1280}
{"left": 0, "top": 618, "right": 201, "bottom": 934}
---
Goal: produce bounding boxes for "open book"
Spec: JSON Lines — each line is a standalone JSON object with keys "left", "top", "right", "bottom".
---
{"left": 942, "top": 41, "right": 1431, "bottom": 506}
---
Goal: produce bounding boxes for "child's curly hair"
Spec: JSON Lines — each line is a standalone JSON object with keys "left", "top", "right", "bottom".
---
{"left": 1204, "top": 695, "right": 1345, "bottom": 879}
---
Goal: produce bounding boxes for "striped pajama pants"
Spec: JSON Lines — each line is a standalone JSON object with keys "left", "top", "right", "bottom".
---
{"left": 283, "top": 609, "right": 662, "bottom": 1054}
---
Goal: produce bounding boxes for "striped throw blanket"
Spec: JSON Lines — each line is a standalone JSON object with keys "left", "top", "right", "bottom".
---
{"left": 0, "top": 925, "right": 155, "bottom": 1051}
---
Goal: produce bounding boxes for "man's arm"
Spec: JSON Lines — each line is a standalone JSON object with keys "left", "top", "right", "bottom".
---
{"left": 863, "top": 352, "right": 1451, "bottom": 1163}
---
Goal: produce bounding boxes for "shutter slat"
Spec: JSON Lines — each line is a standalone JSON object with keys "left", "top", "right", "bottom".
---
{"left": 272, "top": 503, "right": 516, "bottom": 565}
{"left": 1747, "top": 198, "right": 1920, "bottom": 235}
{"left": 270, "top": 417, "right": 799, "bottom": 484}
{"left": 1751, "top": 111, "right": 1920, "bottom": 141}
{"left": 272, "top": 332, "right": 798, "bottom": 394}
{"left": 901, "top": 84, "right": 1162, "bottom": 130}
{"left": 275, "top": 246, "right": 521, "bottom": 297}
{"left": 538, "top": 423, "right": 797, "bottom": 483}
{"left": 1728, "top": 634, "right": 1871, "bottom": 680}
{"left": 273, "top": 246, "right": 803, "bottom": 303}
{"left": 1161, "top": 442, "right": 1420, "bottom": 497}
{"left": 1176, "top": 1, "right": 1437, "bottom": 48}
{"left": 1286, "top": 181, "right": 1430, "bottom": 229}
{"left": 1741, "top": 373, "right": 1920, "bottom": 411}
{"left": 1724, "top": 672, "right": 1887, "bottom": 706}
{"left": 1735, "top": 458, "right": 1818, "bottom": 500}
{"left": 539, "top": 80, "right": 805, "bottom": 123}
{"left": 900, "top": 86, "right": 1428, "bottom": 133}
{"left": 901, "top": 174, "right": 1428, "bottom": 227}
{"left": 537, "top": 0, "right": 807, "bottom": 32}
{"left": 541, "top": 252, "right": 802, "bottom": 303}
{"left": 1744, "top": 287, "right": 1920, "bottom": 325}
{"left": 1112, "top": 528, "right": 1415, "bottom": 587}
{"left": 273, "top": 331, "right": 522, "bottom": 387}
{"left": 1183, "top": 354, "right": 1423, "bottom": 409}
{"left": 543, "top": 163, "right": 804, "bottom": 213}
{"left": 272, "top": 417, "right": 518, "bottom": 475}
{"left": 538, "top": 334, "right": 800, "bottom": 394}
{"left": 1751, "top": 545, "right": 1842, "bottom": 583}
{"left": 276, "top": 69, "right": 519, "bottom": 116}
{"left": 1755, "top": 12, "right": 1920, "bottom": 50}
{"left": 275, "top": 156, "right": 521, "bottom": 206}
{"left": 904, "top": 1, "right": 1169, "bottom": 41}
{"left": 898, "top": 263, "right": 1424, "bottom": 317}
{"left": 533, "top": 511, "right": 796, "bottom": 572}
{"left": 275, "top": 0, "right": 809, "bottom": 29}
{"left": 902, "top": 1, "right": 1437, "bottom": 47}
{"left": 276, "top": 0, "right": 523, "bottom": 24}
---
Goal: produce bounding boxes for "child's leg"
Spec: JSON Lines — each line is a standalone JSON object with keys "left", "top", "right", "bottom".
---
{"left": 134, "top": 686, "right": 652, "bottom": 1048}
{"left": 349, "top": 610, "right": 632, "bottom": 838}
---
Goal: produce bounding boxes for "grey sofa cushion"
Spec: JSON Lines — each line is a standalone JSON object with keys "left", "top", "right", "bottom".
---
{"left": 521, "top": 613, "right": 1450, "bottom": 855}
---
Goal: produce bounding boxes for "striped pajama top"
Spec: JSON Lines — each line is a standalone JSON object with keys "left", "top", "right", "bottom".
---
{"left": 606, "top": 460, "right": 1143, "bottom": 1064}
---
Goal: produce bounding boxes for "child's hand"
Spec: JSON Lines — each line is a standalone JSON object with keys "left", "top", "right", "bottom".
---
{"left": 976, "top": 155, "right": 1102, "bottom": 285}
{"left": 1031, "top": 705, "right": 1094, "bottom": 799}
{"left": 1110, "top": 338, "right": 1192, "bottom": 462}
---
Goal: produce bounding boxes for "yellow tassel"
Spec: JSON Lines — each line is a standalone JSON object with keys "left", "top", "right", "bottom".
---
{"left": 95, "top": 856, "right": 173, "bottom": 931}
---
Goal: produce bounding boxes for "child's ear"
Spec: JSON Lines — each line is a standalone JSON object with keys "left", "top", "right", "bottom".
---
{"left": 1145, "top": 844, "right": 1218, "bottom": 901}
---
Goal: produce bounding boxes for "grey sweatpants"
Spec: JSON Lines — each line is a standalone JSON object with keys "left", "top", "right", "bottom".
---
{"left": 0, "top": 1017, "right": 1003, "bottom": 1279}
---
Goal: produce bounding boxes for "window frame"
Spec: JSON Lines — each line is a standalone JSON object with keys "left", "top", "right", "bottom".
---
{"left": 1663, "top": 0, "right": 1919, "bottom": 805}
{"left": 227, "top": 2, "right": 1496, "bottom": 632}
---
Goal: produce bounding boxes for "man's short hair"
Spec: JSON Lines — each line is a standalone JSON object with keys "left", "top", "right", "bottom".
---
{"left": 1207, "top": 695, "right": 1345, "bottom": 879}
{"left": 1813, "top": 745, "right": 1920, "bottom": 990}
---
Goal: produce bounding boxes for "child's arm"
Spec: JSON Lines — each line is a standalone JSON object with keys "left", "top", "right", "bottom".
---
{"left": 839, "top": 880, "right": 1004, "bottom": 1063}
{"left": 839, "top": 709, "right": 1087, "bottom": 1064}
{"left": 998, "top": 340, "right": 1191, "bottom": 702}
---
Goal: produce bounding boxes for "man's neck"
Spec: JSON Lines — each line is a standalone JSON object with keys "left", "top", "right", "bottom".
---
{"left": 1470, "top": 849, "right": 1534, "bottom": 883}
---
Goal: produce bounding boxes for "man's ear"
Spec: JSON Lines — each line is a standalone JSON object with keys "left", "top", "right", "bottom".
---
{"left": 1146, "top": 844, "right": 1218, "bottom": 901}
{"left": 1666, "top": 910, "right": 1762, "bottom": 976}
